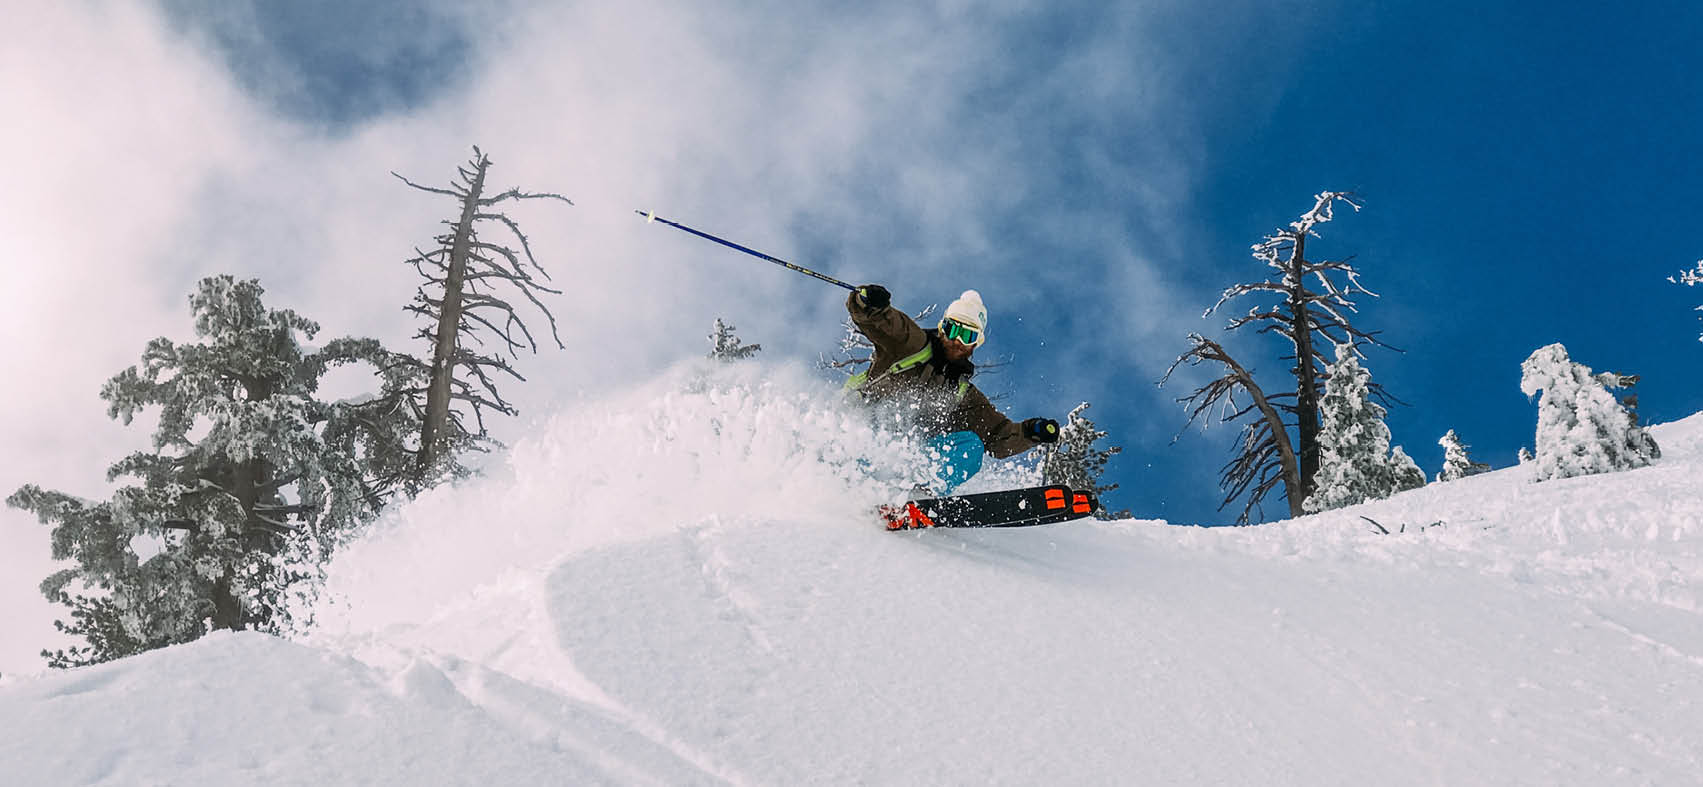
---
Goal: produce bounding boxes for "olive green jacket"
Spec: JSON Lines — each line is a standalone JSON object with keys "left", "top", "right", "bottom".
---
{"left": 846, "top": 291, "right": 1038, "bottom": 459}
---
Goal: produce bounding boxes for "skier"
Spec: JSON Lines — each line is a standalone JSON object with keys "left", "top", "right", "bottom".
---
{"left": 845, "top": 284, "right": 1059, "bottom": 493}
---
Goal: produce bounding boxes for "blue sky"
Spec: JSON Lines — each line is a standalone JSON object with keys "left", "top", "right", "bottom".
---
{"left": 3, "top": 0, "right": 1702, "bottom": 671}
{"left": 1189, "top": 2, "right": 1703, "bottom": 503}
{"left": 19, "top": 0, "right": 1703, "bottom": 520}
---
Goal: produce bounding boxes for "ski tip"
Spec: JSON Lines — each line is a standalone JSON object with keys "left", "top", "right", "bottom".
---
{"left": 636, "top": 209, "right": 657, "bottom": 224}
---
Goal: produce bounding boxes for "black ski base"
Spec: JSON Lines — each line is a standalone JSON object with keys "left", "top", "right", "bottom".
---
{"left": 881, "top": 484, "right": 1099, "bottom": 530}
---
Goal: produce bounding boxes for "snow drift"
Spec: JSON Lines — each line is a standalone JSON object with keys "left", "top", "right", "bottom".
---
{"left": 3, "top": 361, "right": 1700, "bottom": 785}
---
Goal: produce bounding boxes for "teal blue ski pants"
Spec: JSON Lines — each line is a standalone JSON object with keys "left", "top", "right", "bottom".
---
{"left": 925, "top": 430, "right": 985, "bottom": 494}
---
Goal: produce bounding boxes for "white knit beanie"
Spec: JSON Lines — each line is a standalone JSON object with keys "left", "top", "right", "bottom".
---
{"left": 941, "top": 290, "right": 988, "bottom": 346}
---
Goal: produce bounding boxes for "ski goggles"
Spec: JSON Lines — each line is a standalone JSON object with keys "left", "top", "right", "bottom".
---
{"left": 941, "top": 318, "right": 982, "bottom": 346}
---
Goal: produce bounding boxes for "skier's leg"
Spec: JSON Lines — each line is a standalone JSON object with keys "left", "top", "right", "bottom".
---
{"left": 925, "top": 430, "right": 985, "bottom": 494}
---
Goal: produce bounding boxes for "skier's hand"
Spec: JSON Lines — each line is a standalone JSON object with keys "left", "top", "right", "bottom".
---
{"left": 1022, "top": 417, "right": 1060, "bottom": 443}
{"left": 855, "top": 284, "right": 891, "bottom": 313}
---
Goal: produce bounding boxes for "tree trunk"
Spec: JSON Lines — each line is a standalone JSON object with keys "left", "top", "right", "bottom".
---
{"left": 210, "top": 572, "right": 243, "bottom": 631}
{"left": 1218, "top": 344, "right": 1305, "bottom": 519}
{"left": 418, "top": 155, "right": 490, "bottom": 470}
{"left": 212, "top": 375, "right": 278, "bottom": 632}
{"left": 1287, "top": 234, "right": 1320, "bottom": 501}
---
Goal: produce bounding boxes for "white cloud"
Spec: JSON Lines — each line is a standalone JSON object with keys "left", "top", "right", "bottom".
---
{"left": 0, "top": 2, "right": 286, "bottom": 672}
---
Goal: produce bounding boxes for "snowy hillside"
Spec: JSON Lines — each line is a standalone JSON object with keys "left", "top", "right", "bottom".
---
{"left": 3, "top": 362, "right": 1700, "bottom": 785}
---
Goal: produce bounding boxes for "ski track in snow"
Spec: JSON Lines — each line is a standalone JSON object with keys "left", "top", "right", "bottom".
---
{"left": 3, "top": 363, "right": 1700, "bottom": 785}
{"left": 679, "top": 515, "right": 777, "bottom": 656}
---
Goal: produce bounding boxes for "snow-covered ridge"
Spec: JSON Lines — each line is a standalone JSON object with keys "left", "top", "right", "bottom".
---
{"left": 1173, "top": 411, "right": 1703, "bottom": 614}
{"left": 4, "top": 362, "right": 1700, "bottom": 785}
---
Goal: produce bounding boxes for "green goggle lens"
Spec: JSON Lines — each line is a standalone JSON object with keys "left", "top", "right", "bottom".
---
{"left": 943, "top": 320, "right": 980, "bottom": 345}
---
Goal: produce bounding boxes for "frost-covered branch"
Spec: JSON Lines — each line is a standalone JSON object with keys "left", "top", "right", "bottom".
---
{"left": 389, "top": 172, "right": 461, "bottom": 198}
{"left": 1673, "top": 260, "right": 1703, "bottom": 286}
{"left": 821, "top": 305, "right": 937, "bottom": 377}
{"left": 1162, "top": 334, "right": 1303, "bottom": 523}
{"left": 709, "top": 319, "right": 762, "bottom": 361}
{"left": 1672, "top": 260, "right": 1703, "bottom": 342}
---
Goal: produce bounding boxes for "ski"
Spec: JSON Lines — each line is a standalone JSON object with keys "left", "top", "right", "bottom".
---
{"left": 880, "top": 485, "right": 1099, "bottom": 530}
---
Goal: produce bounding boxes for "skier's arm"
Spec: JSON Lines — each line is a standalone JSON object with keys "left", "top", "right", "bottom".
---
{"left": 958, "top": 385, "right": 1040, "bottom": 459}
{"left": 847, "top": 286, "right": 928, "bottom": 358}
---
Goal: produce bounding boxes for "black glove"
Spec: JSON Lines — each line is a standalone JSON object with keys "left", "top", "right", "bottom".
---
{"left": 855, "top": 284, "right": 891, "bottom": 312}
{"left": 1022, "top": 417, "right": 1060, "bottom": 444}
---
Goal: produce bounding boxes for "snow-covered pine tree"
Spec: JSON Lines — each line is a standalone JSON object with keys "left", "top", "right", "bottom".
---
{"left": 1671, "top": 260, "right": 1702, "bottom": 342}
{"left": 1436, "top": 429, "right": 1491, "bottom": 482}
{"left": 1519, "top": 343, "right": 1661, "bottom": 481}
{"left": 6, "top": 277, "right": 404, "bottom": 667}
{"left": 1040, "top": 402, "right": 1125, "bottom": 518}
{"left": 1389, "top": 446, "right": 1427, "bottom": 493}
{"left": 708, "top": 318, "right": 761, "bottom": 361}
{"left": 1303, "top": 344, "right": 1422, "bottom": 513}
{"left": 393, "top": 147, "right": 572, "bottom": 489}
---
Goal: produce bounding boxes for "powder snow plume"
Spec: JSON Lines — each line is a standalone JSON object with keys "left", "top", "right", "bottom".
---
{"left": 308, "top": 360, "right": 1032, "bottom": 645}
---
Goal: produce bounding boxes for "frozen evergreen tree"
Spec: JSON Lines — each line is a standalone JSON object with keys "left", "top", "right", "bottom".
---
{"left": 1040, "top": 402, "right": 1125, "bottom": 518}
{"left": 1303, "top": 344, "right": 1421, "bottom": 513}
{"left": 1168, "top": 192, "right": 1401, "bottom": 523}
{"left": 1519, "top": 343, "right": 1660, "bottom": 482}
{"left": 6, "top": 277, "right": 405, "bottom": 667}
{"left": 1436, "top": 429, "right": 1491, "bottom": 482}
{"left": 392, "top": 147, "right": 572, "bottom": 489}
{"left": 708, "top": 318, "right": 761, "bottom": 361}
{"left": 1390, "top": 446, "right": 1427, "bottom": 493}
{"left": 1518, "top": 447, "right": 1534, "bottom": 466}
{"left": 1671, "top": 260, "right": 1702, "bottom": 342}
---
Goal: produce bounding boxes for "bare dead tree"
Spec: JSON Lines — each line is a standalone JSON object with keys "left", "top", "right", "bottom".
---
{"left": 1162, "top": 333, "right": 1302, "bottom": 523}
{"left": 392, "top": 146, "right": 572, "bottom": 481}
{"left": 1171, "top": 192, "right": 1399, "bottom": 521}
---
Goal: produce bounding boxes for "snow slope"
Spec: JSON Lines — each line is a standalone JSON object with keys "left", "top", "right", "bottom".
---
{"left": 3, "top": 362, "right": 1700, "bottom": 785}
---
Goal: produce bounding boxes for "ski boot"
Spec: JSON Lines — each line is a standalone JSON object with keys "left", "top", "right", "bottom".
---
{"left": 879, "top": 501, "right": 936, "bottom": 531}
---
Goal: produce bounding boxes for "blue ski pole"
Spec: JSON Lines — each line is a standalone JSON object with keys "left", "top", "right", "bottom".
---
{"left": 636, "top": 210, "right": 857, "bottom": 291}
